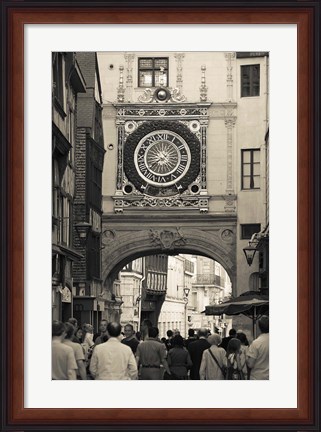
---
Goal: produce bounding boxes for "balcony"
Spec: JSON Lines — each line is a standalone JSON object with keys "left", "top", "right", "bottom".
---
{"left": 194, "top": 274, "right": 222, "bottom": 286}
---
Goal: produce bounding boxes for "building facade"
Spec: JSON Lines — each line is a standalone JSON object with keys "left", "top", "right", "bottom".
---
{"left": 51, "top": 52, "right": 106, "bottom": 328}
{"left": 118, "top": 258, "right": 143, "bottom": 331}
{"left": 188, "top": 255, "right": 232, "bottom": 335}
{"left": 52, "top": 52, "right": 86, "bottom": 322}
{"left": 72, "top": 52, "right": 106, "bottom": 330}
{"left": 99, "top": 51, "right": 269, "bottom": 307}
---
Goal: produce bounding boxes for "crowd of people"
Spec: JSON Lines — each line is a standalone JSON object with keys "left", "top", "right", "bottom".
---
{"left": 52, "top": 315, "right": 269, "bottom": 381}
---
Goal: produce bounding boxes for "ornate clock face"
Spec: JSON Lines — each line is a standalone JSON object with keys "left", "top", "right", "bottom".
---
{"left": 134, "top": 130, "right": 191, "bottom": 187}
{"left": 123, "top": 120, "right": 200, "bottom": 196}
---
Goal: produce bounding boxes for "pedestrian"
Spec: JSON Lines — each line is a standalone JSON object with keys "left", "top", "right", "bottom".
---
{"left": 140, "top": 319, "right": 153, "bottom": 341}
{"left": 67, "top": 317, "right": 80, "bottom": 343}
{"left": 220, "top": 328, "right": 237, "bottom": 351}
{"left": 52, "top": 321, "right": 77, "bottom": 380}
{"left": 199, "top": 334, "right": 227, "bottom": 380}
{"left": 94, "top": 319, "right": 108, "bottom": 345}
{"left": 121, "top": 323, "right": 140, "bottom": 354}
{"left": 63, "top": 322, "right": 87, "bottom": 380}
{"left": 165, "top": 335, "right": 192, "bottom": 380}
{"left": 237, "top": 332, "right": 250, "bottom": 379}
{"left": 83, "top": 323, "right": 94, "bottom": 349}
{"left": 90, "top": 322, "right": 137, "bottom": 380}
{"left": 226, "top": 338, "right": 246, "bottom": 380}
{"left": 136, "top": 327, "right": 171, "bottom": 380}
{"left": 185, "top": 328, "right": 197, "bottom": 349}
{"left": 165, "top": 329, "right": 174, "bottom": 351}
{"left": 136, "top": 331, "right": 142, "bottom": 341}
{"left": 75, "top": 327, "right": 85, "bottom": 343}
{"left": 246, "top": 315, "right": 269, "bottom": 380}
{"left": 187, "top": 328, "right": 211, "bottom": 380}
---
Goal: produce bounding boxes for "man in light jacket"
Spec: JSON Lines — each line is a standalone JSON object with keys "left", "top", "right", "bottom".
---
{"left": 90, "top": 322, "right": 138, "bottom": 380}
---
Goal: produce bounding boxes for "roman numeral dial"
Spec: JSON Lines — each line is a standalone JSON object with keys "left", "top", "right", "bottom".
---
{"left": 134, "top": 130, "right": 191, "bottom": 187}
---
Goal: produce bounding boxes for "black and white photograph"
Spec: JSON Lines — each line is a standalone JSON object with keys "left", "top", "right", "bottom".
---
{"left": 52, "top": 51, "right": 269, "bottom": 382}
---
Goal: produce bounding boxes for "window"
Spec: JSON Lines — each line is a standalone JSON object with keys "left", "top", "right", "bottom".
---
{"left": 67, "top": 108, "right": 75, "bottom": 163}
{"left": 241, "top": 224, "right": 261, "bottom": 240}
{"left": 52, "top": 160, "right": 60, "bottom": 219}
{"left": 241, "top": 64, "right": 260, "bottom": 97}
{"left": 241, "top": 149, "right": 260, "bottom": 189}
{"left": 89, "top": 162, "right": 102, "bottom": 209}
{"left": 53, "top": 53, "right": 64, "bottom": 106}
{"left": 89, "top": 234, "right": 101, "bottom": 278}
{"left": 58, "top": 195, "right": 72, "bottom": 246}
{"left": 138, "top": 57, "right": 168, "bottom": 87}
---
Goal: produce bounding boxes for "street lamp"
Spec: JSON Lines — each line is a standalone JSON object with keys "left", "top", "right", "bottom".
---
{"left": 243, "top": 233, "right": 260, "bottom": 266}
{"left": 75, "top": 221, "right": 92, "bottom": 246}
{"left": 183, "top": 287, "right": 190, "bottom": 338}
{"left": 183, "top": 287, "right": 190, "bottom": 298}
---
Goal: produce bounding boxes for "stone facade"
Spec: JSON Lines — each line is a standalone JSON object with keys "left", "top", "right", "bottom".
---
{"left": 98, "top": 51, "right": 269, "bottom": 314}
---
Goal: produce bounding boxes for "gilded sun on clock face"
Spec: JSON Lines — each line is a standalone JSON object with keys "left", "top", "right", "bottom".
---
{"left": 123, "top": 120, "right": 200, "bottom": 196}
{"left": 134, "top": 130, "right": 191, "bottom": 187}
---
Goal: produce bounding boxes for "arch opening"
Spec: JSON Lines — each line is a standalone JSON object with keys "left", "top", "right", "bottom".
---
{"left": 103, "top": 248, "right": 233, "bottom": 340}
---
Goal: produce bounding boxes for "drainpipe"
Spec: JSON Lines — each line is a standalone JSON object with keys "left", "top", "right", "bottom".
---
{"left": 263, "top": 55, "right": 269, "bottom": 227}
{"left": 137, "top": 256, "right": 145, "bottom": 331}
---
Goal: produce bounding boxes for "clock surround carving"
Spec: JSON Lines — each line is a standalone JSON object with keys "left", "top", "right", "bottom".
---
{"left": 123, "top": 120, "right": 200, "bottom": 197}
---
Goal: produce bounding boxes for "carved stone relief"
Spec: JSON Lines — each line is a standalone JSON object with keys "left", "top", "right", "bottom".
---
{"left": 149, "top": 227, "right": 187, "bottom": 250}
{"left": 124, "top": 53, "right": 135, "bottom": 102}
{"left": 174, "top": 53, "right": 185, "bottom": 90}
{"left": 224, "top": 118, "right": 236, "bottom": 212}
{"left": 117, "top": 66, "right": 125, "bottom": 103}
{"left": 200, "top": 65, "right": 208, "bottom": 102}
{"left": 224, "top": 52, "right": 236, "bottom": 102}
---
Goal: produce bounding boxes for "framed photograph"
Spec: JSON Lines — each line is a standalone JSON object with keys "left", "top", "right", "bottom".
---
{"left": 2, "top": 2, "right": 320, "bottom": 430}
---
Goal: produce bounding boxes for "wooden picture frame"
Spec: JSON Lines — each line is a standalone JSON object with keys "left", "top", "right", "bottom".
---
{"left": 1, "top": 2, "right": 320, "bottom": 430}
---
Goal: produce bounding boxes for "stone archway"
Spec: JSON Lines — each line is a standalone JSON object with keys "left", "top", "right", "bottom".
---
{"left": 101, "top": 215, "right": 237, "bottom": 292}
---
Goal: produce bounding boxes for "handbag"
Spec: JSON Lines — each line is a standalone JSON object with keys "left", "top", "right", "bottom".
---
{"left": 230, "top": 368, "right": 245, "bottom": 380}
{"left": 207, "top": 348, "right": 227, "bottom": 378}
{"left": 226, "top": 354, "right": 245, "bottom": 380}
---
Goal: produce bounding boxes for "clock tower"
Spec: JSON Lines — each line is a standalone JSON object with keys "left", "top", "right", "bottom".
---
{"left": 113, "top": 86, "right": 211, "bottom": 213}
{"left": 99, "top": 51, "right": 269, "bottom": 323}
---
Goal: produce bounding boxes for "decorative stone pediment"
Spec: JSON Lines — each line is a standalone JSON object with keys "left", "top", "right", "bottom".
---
{"left": 138, "top": 86, "right": 186, "bottom": 104}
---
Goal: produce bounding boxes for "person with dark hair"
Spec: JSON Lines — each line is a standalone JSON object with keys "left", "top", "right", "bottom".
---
{"left": 135, "top": 331, "right": 141, "bottom": 341}
{"left": 187, "top": 328, "right": 211, "bottom": 380}
{"left": 246, "top": 315, "right": 269, "bottom": 380}
{"left": 75, "top": 327, "right": 85, "bottom": 344}
{"left": 68, "top": 317, "right": 78, "bottom": 328}
{"left": 237, "top": 332, "right": 249, "bottom": 346}
{"left": 52, "top": 321, "right": 77, "bottom": 380}
{"left": 165, "top": 335, "right": 192, "bottom": 380}
{"left": 121, "top": 323, "right": 140, "bottom": 354}
{"left": 220, "top": 328, "right": 237, "bottom": 351}
{"left": 135, "top": 327, "right": 171, "bottom": 380}
{"left": 165, "top": 329, "right": 174, "bottom": 351}
{"left": 237, "top": 332, "right": 250, "bottom": 379}
{"left": 63, "top": 322, "right": 87, "bottom": 380}
{"left": 89, "top": 321, "right": 137, "bottom": 380}
{"left": 140, "top": 319, "right": 153, "bottom": 341}
{"left": 67, "top": 317, "right": 80, "bottom": 343}
{"left": 185, "top": 328, "right": 198, "bottom": 349}
{"left": 93, "top": 319, "right": 108, "bottom": 345}
{"left": 226, "top": 338, "right": 246, "bottom": 380}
